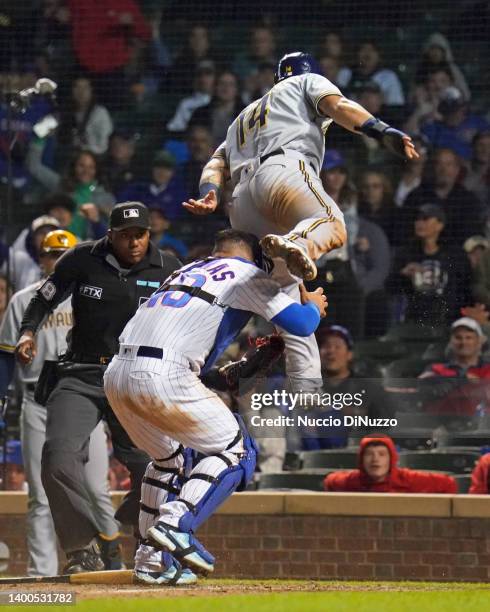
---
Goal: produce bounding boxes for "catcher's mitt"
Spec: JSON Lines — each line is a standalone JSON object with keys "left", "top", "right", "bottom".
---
{"left": 219, "top": 334, "right": 286, "bottom": 393}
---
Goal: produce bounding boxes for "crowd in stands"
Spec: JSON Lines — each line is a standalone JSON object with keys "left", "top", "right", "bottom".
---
{"left": 0, "top": 1, "right": 489, "bottom": 493}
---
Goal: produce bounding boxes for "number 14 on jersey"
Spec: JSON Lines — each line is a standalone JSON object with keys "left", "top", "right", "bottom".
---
{"left": 237, "top": 93, "right": 271, "bottom": 148}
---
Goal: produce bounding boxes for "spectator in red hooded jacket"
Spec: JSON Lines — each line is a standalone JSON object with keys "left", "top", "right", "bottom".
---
{"left": 68, "top": 0, "right": 151, "bottom": 108}
{"left": 324, "top": 435, "right": 457, "bottom": 493}
{"left": 469, "top": 453, "right": 490, "bottom": 494}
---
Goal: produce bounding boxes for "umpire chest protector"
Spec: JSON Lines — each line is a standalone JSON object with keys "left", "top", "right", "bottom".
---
{"left": 21, "top": 237, "right": 180, "bottom": 360}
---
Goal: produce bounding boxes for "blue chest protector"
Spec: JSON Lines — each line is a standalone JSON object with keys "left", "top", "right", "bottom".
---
{"left": 201, "top": 306, "right": 253, "bottom": 375}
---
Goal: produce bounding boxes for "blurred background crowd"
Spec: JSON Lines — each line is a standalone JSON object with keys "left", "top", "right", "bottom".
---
{"left": 0, "top": 0, "right": 489, "bottom": 495}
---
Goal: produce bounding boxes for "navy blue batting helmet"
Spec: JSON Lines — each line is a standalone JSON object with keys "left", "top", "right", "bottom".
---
{"left": 275, "top": 52, "right": 322, "bottom": 83}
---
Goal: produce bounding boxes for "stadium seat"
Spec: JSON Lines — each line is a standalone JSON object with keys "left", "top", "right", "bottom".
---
{"left": 382, "top": 357, "right": 429, "bottom": 378}
{"left": 257, "top": 470, "right": 329, "bottom": 491}
{"left": 453, "top": 474, "right": 472, "bottom": 494}
{"left": 353, "top": 340, "right": 408, "bottom": 364}
{"left": 385, "top": 429, "right": 435, "bottom": 451}
{"left": 422, "top": 342, "right": 448, "bottom": 361}
{"left": 382, "top": 323, "right": 448, "bottom": 344}
{"left": 397, "top": 451, "right": 480, "bottom": 474}
{"left": 348, "top": 428, "right": 435, "bottom": 451}
{"left": 394, "top": 413, "right": 448, "bottom": 429}
{"left": 301, "top": 449, "right": 358, "bottom": 470}
{"left": 435, "top": 433, "right": 490, "bottom": 449}
{"left": 351, "top": 358, "right": 383, "bottom": 378}
{"left": 432, "top": 446, "right": 483, "bottom": 454}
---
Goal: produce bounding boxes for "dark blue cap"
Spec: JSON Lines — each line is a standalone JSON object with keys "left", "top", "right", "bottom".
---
{"left": 5, "top": 440, "right": 23, "bottom": 465}
{"left": 320, "top": 325, "right": 354, "bottom": 349}
{"left": 322, "top": 149, "right": 346, "bottom": 171}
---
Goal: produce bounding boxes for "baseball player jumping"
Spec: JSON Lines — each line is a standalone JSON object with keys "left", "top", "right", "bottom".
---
{"left": 103, "top": 229, "right": 327, "bottom": 582}
{"left": 183, "top": 52, "right": 418, "bottom": 383}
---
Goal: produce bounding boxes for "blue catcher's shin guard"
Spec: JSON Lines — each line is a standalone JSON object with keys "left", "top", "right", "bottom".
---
{"left": 178, "top": 414, "right": 258, "bottom": 533}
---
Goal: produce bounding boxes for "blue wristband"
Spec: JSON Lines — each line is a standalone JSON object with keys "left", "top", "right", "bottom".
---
{"left": 358, "top": 118, "right": 406, "bottom": 140}
{"left": 357, "top": 118, "right": 407, "bottom": 158}
{"left": 357, "top": 118, "right": 390, "bottom": 140}
{"left": 199, "top": 182, "right": 221, "bottom": 201}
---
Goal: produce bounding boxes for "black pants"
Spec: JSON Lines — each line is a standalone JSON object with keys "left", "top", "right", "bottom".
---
{"left": 41, "top": 364, "right": 150, "bottom": 552}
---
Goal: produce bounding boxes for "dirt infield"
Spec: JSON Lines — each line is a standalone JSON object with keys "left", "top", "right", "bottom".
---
{"left": 0, "top": 578, "right": 489, "bottom": 600}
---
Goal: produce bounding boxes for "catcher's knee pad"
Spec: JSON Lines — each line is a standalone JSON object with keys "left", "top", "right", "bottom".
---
{"left": 178, "top": 415, "right": 258, "bottom": 533}
{"left": 139, "top": 445, "right": 186, "bottom": 535}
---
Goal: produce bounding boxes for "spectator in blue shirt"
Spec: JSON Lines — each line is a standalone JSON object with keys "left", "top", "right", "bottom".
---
{"left": 422, "top": 87, "right": 489, "bottom": 161}
{"left": 117, "top": 151, "right": 187, "bottom": 220}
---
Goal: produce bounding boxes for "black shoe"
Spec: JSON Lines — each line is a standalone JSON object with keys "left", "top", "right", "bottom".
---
{"left": 99, "top": 536, "right": 125, "bottom": 570}
{"left": 63, "top": 539, "right": 105, "bottom": 574}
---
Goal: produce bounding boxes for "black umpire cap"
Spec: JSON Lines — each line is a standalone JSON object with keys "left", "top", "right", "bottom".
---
{"left": 109, "top": 202, "right": 151, "bottom": 231}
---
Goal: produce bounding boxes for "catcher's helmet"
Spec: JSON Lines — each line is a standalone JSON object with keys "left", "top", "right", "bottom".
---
{"left": 275, "top": 52, "right": 322, "bottom": 84}
{"left": 41, "top": 229, "right": 78, "bottom": 253}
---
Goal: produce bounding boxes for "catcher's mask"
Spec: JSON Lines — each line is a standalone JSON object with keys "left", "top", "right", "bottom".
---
{"left": 214, "top": 229, "right": 274, "bottom": 274}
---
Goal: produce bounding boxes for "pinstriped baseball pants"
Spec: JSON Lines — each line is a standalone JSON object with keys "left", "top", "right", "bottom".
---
{"left": 104, "top": 348, "right": 243, "bottom": 530}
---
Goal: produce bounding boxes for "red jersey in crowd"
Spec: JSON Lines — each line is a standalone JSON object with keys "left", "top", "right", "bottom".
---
{"left": 69, "top": 0, "right": 151, "bottom": 73}
{"left": 324, "top": 436, "right": 457, "bottom": 493}
{"left": 424, "top": 360, "right": 490, "bottom": 416}
{"left": 469, "top": 452, "right": 490, "bottom": 494}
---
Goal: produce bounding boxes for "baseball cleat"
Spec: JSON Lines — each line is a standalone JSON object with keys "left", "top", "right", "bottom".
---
{"left": 63, "top": 538, "right": 105, "bottom": 574}
{"left": 147, "top": 522, "right": 215, "bottom": 574}
{"left": 260, "top": 234, "right": 317, "bottom": 281}
{"left": 134, "top": 560, "right": 198, "bottom": 586}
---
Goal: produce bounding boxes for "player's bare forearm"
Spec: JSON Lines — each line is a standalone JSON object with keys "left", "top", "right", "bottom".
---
{"left": 200, "top": 154, "right": 230, "bottom": 191}
{"left": 319, "top": 95, "right": 373, "bottom": 134}
{"left": 183, "top": 153, "right": 230, "bottom": 215}
{"left": 319, "top": 95, "right": 419, "bottom": 160}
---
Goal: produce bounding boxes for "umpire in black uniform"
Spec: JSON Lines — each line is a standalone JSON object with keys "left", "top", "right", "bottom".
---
{"left": 16, "top": 202, "right": 180, "bottom": 573}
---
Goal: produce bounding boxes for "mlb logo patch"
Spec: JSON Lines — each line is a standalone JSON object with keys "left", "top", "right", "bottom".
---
{"left": 124, "top": 208, "right": 140, "bottom": 218}
{"left": 40, "top": 280, "right": 56, "bottom": 301}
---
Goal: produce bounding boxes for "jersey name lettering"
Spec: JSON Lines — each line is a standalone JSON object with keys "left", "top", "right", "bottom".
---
{"left": 42, "top": 311, "right": 73, "bottom": 329}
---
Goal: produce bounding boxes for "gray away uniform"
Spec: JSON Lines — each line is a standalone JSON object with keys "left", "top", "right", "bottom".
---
{"left": 219, "top": 73, "right": 346, "bottom": 382}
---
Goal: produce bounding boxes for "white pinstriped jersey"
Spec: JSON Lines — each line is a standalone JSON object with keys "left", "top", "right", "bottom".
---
{"left": 223, "top": 73, "right": 341, "bottom": 184}
{"left": 118, "top": 257, "right": 293, "bottom": 373}
{"left": 0, "top": 281, "right": 72, "bottom": 383}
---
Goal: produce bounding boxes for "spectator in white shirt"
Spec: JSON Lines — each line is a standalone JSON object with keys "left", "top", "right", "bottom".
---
{"left": 62, "top": 77, "right": 113, "bottom": 155}
{"left": 349, "top": 41, "right": 405, "bottom": 107}
{"left": 167, "top": 60, "right": 216, "bottom": 133}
